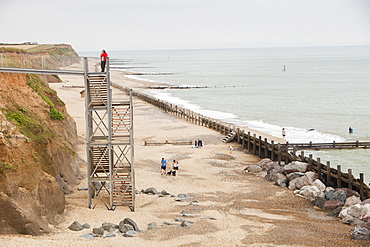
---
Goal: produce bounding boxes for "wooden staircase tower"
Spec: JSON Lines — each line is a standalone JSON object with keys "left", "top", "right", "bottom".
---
{"left": 83, "top": 58, "right": 135, "bottom": 211}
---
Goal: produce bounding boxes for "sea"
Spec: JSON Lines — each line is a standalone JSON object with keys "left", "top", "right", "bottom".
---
{"left": 80, "top": 46, "right": 370, "bottom": 182}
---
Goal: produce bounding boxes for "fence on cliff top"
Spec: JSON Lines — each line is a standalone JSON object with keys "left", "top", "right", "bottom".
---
{"left": 0, "top": 53, "right": 100, "bottom": 71}
{"left": 112, "top": 83, "right": 370, "bottom": 200}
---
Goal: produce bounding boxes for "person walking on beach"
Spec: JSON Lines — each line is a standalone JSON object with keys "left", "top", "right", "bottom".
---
{"left": 100, "top": 50, "right": 108, "bottom": 72}
{"left": 282, "top": 128, "right": 286, "bottom": 142}
{"left": 161, "top": 158, "right": 167, "bottom": 175}
{"left": 349, "top": 127, "right": 353, "bottom": 134}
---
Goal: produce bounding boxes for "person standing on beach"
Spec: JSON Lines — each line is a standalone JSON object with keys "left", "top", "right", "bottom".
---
{"left": 282, "top": 128, "right": 286, "bottom": 142}
{"left": 100, "top": 50, "right": 108, "bottom": 72}
{"left": 228, "top": 146, "right": 234, "bottom": 154}
{"left": 198, "top": 139, "right": 203, "bottom": 148}
{"left": 160, "top": 158, "right": 167, "bottom": 175}
{"left": 173, "top": 160, "right": 179, "bottom": 171}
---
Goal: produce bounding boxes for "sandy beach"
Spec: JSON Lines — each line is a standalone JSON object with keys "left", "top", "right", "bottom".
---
{"left": 0, "top": 66, "right": 361, "bottom": 246}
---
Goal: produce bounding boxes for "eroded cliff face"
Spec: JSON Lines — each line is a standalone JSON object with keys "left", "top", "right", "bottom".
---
{"left": 0, "top": 72, "right": 83, "bottom": 235}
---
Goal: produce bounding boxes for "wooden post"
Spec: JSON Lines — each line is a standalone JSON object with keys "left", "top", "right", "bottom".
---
{"left": 247, "top": 132, "right": 251, "bottom": 152}
{"left": 241, "top": 130, "right": 245, "bottom": 148}
{"left": 271, "top": 140, "right": 275, "bottom": 161}
{"left": 326, "top": 161, "right": 331, "bottom": 187}
{"left": 348, "top": 169, "right": 353, "bottom": 190}
{"left": 360, "top": 173, "right": 365, "bottom": 200}
{"left": 252, "top": 134, "right": 256, "bottom": 155}
{"left": 285, "top": 142, "right": 289, "bottom": 165}
{"left": 277, "top": 143, "right": 281, "bottom": 165}
{"left": 300, "top": 151, "right": 305, "bottom": 162}
{"left": 264, "top": 138, "right": 268, "bottom": 158}
{"left": 337, "top": 165, "right": 342, "bottom": 188}
{"left": 258, "top": 136, "right": 262, "bottom": 157}
{"left": 308, "top": 154, "right": 313, "bottom": 171}
{"left": 317, "top": 158, "right": 322, "bottom": 180}
{"left": 292, "top": 146, "right": 297, "bottom": 161}
{"left": 236, "top": 128, "right": 240, "bottom": 144}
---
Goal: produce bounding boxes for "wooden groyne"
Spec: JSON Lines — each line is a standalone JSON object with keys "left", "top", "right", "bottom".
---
{"left": 112, "top": 83, "right": 370, "bottom": 199}
{"left": 148, "top": 86, "right": 208, "bottom": 90}
{"left": 286, "top": 141, "right": 370, "bottom": 150}
{"left": 144, "top": 140, "right": 192, "bottom": 146}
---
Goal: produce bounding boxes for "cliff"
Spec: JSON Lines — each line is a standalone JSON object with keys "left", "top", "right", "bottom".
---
{"left": 0, "top": 44, "right": 84, "bottom": 235}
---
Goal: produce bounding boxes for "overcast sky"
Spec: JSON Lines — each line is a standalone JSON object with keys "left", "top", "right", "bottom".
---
{"left": 0, "top": 0, "right": 369, "bottom": 53}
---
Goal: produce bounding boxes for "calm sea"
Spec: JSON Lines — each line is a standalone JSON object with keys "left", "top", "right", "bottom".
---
{"left": 80, "top": 46, "right": 370, "bottom": 182}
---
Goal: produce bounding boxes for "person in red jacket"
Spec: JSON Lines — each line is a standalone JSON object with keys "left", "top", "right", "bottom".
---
{"left": 100, "top": 50, "right": 108, "bottom": 72}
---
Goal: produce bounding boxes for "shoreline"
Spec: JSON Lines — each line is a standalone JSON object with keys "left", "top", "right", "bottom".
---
{"left": 110, "top": 69, "right": 284, "bottom": 144}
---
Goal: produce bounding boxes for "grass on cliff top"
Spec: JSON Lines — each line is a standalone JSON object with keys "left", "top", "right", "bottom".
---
{"left": 26, "top": 44, "right": 78, "bottom": 56}
{"left": 0, "top": 47, "right": 27, "bottom": 53}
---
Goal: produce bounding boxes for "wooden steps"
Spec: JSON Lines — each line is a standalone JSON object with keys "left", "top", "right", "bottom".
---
{"left": 223, "top": 131, "right": 236, "bottom": 143}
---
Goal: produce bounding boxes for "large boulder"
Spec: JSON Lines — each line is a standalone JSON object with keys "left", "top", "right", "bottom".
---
{"left": 327, "top": 206, "right": 343, "bottom": 216}
{"left": 122, "top": 218, "right": 139, "bottom": 231}
{"left": 361, "top": 199, "right": 370, "bottom": 205}
{"left": 266, "top": 162, "right": 282, "bottom": 173}
{"left": 256, "top": 171, "right": 267, "bottom": 177}
{"left": 283, "top": 161, "right": 309, "bottom": 174}
{"left": 286, "top": 172, "right": 305, "bottom": 182}
{"left": 144, "top": 187, "right": 158, "bottom": 195}
{"left": 305, "top": 171, "right": 318, "bottom": 182}
{"left": 325, "top": 190, "right": 334, "bottom": 200}
{"left": 255, "top": 158, "right": 273, "bottom": 170}
{"left": 68, "top": 221, "right": 84, "bottom": 231}
{"left": 339, "top": 204, "right": 368, "bottom": 224}
{"left": 288, "top": 175, "right": 312, "bottom": 190}
{"left": 312, "top": 179, "right": 326, "bottom": 192}
{"left": 299, "top": 186, "right": 324, "bottom": 202}
{"left": 350, "top": 225, "right": 370, "bottom": 240}
{"left": 330, "top": 190, "right": 346, "bottom": 203}
{"left": 102, "top": 222, "right": 118, "bottom": 232}
{"left": 324, "top": 200, "right": 344, "bottom": 211}
{"left": 345, "top": 196, "right": 362, "bottom": 208}
{"left": 264, "top": 169, "right": 283, "bottom": 182}
{"left": 312, "top": 197, "right": 326, "bottom": 209}
{"left": 245, "top": 164, "right": 263, "bottom": 173}
{"left": 335, "top": 188, "right": 360, "bottom": 198}
{"left": 119, "top": 224, "right": 134, "bottom": 233}
{"left": 274, "top": 176, "right": 288, "bottom": 188}
{"left": 93, "top": 227, "right": 104, "bottom": 236}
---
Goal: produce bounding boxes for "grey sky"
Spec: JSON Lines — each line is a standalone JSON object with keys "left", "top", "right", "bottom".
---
{"left": 0, "top": 0, "right": 369, "bottom": 52}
